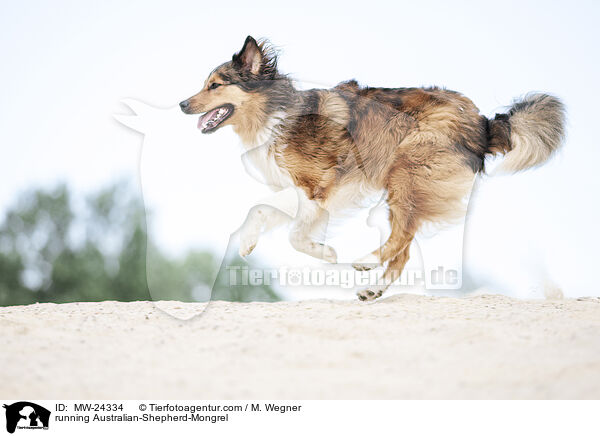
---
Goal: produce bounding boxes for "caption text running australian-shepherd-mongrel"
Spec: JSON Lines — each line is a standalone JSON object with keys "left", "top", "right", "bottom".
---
{"left": 180, "top": 36, "right": 566, "bottom": 301}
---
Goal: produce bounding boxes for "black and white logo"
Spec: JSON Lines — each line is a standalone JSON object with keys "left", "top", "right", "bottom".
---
{"left": 3, "top": 402, "right": 50, "bottom": 434}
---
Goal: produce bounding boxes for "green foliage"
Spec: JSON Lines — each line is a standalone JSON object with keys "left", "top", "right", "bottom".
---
{"left": 0, "top": 182, "right": 279, "bottom": 306}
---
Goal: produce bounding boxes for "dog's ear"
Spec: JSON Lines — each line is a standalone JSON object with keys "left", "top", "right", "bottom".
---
{"left": 232, "top": 36, "right": 263, "bottom": 75}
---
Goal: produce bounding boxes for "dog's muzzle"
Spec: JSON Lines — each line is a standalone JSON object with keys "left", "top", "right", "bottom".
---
{"left": 179, "top": 100, "right": 190, "bottom": 113}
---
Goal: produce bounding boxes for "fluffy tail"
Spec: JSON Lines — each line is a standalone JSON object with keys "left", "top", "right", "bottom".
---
{"left": 486, "top": 93, "right": 566, "bottom": 173}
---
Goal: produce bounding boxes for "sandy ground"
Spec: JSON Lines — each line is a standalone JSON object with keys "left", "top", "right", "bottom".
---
{"left": 1, "top": 294, "right": 600, "bottom": 399}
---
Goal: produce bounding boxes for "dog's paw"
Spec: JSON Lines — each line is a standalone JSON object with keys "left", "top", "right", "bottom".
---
{"left": 321, "top": 244, "right": 338, "bottom": 264}
{"left": 352, "top": 262, "right": 378, "bottom": 271}
{"left": 357, "top": 288, "right": 383, "bottom": 301}
{"left": 239, "top": 235, "right": 258, "bottom": 257}
{"left": 352, "top": 253, "right": 380, "bottom": 271}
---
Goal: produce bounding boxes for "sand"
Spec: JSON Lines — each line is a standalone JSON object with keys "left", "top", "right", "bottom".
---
{"left": 1, "top": 294, "right": 599, "bottom": 399}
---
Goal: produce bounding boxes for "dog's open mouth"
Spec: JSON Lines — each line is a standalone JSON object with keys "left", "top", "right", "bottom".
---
{"left": 197, "top": 104, "right": 234, "bottom": 133}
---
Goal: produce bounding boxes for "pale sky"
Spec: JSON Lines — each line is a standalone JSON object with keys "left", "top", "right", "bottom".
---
{"left": 1, "top": 0, "right": 599, "bottom": 299}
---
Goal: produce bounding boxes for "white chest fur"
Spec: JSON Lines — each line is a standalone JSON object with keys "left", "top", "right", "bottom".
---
{"left": 241, "top": 144, "right": 293, "bottom": 190}
{"left": 239, "top": 112, "right": 293, "bottom": 191}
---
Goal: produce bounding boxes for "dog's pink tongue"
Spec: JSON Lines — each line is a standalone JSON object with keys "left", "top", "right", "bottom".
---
{"left": 197, "top": 109, "right": 218, "bottom": 129}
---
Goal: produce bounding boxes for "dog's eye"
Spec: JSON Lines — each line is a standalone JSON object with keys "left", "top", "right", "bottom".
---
{"left": 208, "top": 83, "right": 222, "bottom": 90}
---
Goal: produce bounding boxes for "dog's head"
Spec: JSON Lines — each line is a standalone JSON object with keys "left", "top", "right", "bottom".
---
{"left": 179, "top": 36, "right": 284, "bottom": 134}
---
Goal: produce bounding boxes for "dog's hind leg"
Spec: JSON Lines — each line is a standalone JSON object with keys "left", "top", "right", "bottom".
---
{"left": 288, "top": 193, "right": 337, "bottom": 263}
{"left": 356, "top": 186, "right": 418, "bottom": 300}
{"left": 351, "top": 199, "right": 390, "bottom": 271}
{"left": 353, "top": 197, "right": 415, "bottom": 272}
{"left": 356, "top": 238, "right": 413, "bottom": 301}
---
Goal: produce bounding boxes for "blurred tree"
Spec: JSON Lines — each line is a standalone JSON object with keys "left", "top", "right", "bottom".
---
{"left": 0, "top": 182, "right": 279, "bottom": 306}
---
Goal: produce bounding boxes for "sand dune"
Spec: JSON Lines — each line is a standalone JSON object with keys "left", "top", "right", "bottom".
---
{"left": 1, "top": 294, "right": 599, "bottom": 399}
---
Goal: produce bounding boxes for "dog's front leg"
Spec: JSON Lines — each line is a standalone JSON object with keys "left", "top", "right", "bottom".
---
{"left": 238, "top": 188, "right": 297, "bottom": 257}
{"left": 288, "top": 192, "right": 337, "bottom": 263}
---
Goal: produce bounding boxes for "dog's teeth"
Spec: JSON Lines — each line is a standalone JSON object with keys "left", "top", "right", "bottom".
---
{"left": 201, "top": 108, "right": 229, "bottom": 131}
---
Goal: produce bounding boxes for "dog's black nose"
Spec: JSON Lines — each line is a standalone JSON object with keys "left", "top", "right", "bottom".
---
{"left": 179, "top": 100, "right": 190, "bottom": 111}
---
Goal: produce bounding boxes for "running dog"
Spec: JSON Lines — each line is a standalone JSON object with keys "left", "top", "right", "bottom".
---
{"left": 180, "top": 36, "right": 565, "bottom": 301}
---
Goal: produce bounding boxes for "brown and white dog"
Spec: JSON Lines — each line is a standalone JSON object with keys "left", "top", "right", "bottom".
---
{"left": 180, "top": 36, "right": 566, "bottom": 301}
